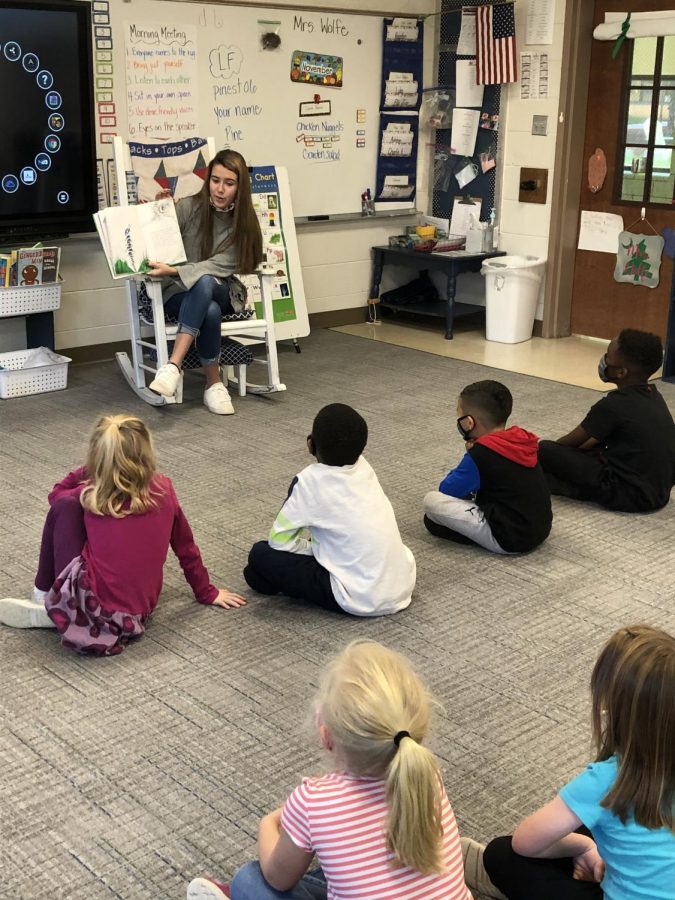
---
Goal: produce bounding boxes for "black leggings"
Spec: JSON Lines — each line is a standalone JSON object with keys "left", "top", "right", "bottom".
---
{"left": 484, "top": 833, "right": 603, "bottom": 900}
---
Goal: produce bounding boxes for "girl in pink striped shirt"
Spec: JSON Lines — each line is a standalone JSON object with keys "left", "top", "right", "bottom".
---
{"left": 187, "top": 641, "right": 473, "bottom": 900}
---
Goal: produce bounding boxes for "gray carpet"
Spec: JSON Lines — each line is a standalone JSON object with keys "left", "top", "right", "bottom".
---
{"left": 1, "top": 328, "right": 674, "bottom": 899}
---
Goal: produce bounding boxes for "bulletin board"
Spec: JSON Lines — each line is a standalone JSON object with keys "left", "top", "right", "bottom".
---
{"left": 91, "top": 0, "right": 417, "bottom": 218}
{"left": 430, "top": 0, "right": 502, "bottom": 222}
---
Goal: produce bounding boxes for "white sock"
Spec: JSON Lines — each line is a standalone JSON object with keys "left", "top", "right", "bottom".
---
{"left": 32, "top": 586, "right": 48, "bottom": 602}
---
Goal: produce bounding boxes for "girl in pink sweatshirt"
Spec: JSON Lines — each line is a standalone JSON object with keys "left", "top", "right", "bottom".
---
{"left": 0, "top": 414, "right": 244, "bottom": 655}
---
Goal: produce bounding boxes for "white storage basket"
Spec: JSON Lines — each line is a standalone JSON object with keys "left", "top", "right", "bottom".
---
{"left": 0, "top": 282, "right": 62, "bottom": 317}
{"left": 0, "top": 349, "right": 71, "bottom": 399}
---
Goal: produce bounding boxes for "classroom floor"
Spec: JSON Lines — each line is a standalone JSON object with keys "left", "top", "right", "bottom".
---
{"left": 332, "top": 315, "right": 613, "bottom": 391}
{"left": 1, "top": 328, "right": 674, "bottom": 899}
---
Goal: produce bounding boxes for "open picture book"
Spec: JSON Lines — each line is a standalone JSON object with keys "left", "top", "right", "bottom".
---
{"left": 93, "top": 199, "right": 186, "bottom": 279}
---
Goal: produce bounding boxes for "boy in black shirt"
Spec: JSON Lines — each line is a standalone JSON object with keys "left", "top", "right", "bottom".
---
{"left": 539, "top": 329, "right": 675, "bottom": 512}
{"left": 424, "top": 380, "right": 552, "bottom": 553}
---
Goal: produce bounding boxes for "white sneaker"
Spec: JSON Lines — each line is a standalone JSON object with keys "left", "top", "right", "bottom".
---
{"left": 204, "top": 382, "right": 234, "bottom": 415}
{"left": 149, "top": 362, "right": 181, "bottom": 397}
{"left": 186, "top": 877, "right": 230, "bottom": 899}
{"left": 461, "top": 837, "right": 507, "bottom": 900}
{"left": 0, "top": 598, "right": 55, "bottom": 629}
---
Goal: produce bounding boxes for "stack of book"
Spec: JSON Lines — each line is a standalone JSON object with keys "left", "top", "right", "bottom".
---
{"left": 0, "top": 246, "right": 61, "bottom": 288}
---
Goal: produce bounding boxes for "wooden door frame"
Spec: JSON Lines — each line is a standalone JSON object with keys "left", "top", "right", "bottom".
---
{"left": 542, "top": 0, "right": 596, "bottom": 338}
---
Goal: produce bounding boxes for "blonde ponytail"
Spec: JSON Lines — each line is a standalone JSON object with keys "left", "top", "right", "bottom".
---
{"left": 386, "top": 734, "right": 444, "bottom": 874}
{"left": 81, "top": 414, "right": 159, "bottom": 517}
{"left": 316, "top": 640, "right": 445, "bottom": 876}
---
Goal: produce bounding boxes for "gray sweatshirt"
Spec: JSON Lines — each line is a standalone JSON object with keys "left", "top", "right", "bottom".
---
{"left": 162, "top": 196, "right": 247, "bottom": 309}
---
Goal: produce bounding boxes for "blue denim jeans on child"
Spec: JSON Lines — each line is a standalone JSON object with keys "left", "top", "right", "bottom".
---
{"left": 230, "top": 862, "right": 327, "bottom": 900}
{"left": 163, "top": 275, "right": 233, "bottom": 365}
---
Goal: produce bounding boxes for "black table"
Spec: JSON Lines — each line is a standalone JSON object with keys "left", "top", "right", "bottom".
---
{"left": 370, "top": 245, "right": 507, "bottom": 339}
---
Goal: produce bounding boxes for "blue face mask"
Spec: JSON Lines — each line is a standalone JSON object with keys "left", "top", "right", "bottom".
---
{"left": 457, "top": 414, "right": 474, "bottom": 440}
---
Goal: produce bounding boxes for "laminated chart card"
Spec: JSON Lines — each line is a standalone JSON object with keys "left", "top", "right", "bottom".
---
{"left": 380, "top": 121, "right": 415, "bottom": 157}
{"left": 386, "top": 17, "right": 419, "bottom": 42}
{"left": 383, "top": 72, "right": 419, "bottom": 109}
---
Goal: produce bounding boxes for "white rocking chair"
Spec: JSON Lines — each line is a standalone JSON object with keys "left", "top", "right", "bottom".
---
{"left": 111, "top": 136, "right": 286, "bottom": 407}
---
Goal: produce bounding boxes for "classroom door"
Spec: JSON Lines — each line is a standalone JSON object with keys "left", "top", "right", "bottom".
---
{"left": 569, "top": 0, "right": 673, "bottom": 341}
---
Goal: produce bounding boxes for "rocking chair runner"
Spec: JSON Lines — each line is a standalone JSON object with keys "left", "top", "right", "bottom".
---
{"left": 111, "top": 135, "right": 286, "bottom": 407}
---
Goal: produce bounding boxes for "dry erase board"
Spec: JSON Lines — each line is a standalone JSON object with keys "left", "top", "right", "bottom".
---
{"left": 92, "top": 1, "right": 402, "bottom": 217}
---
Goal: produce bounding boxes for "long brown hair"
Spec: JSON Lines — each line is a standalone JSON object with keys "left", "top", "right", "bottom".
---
{"left": 591, "top": 624, "right": 675, "bottom": 831}
{"left": 316, "top": 641, "right": 445, "bottom": 875}
{"left": 197, "top": 149, "right": 263, "bottom": 274}
{"left": 81, "top": 415, "right": 159, "bottom": 518}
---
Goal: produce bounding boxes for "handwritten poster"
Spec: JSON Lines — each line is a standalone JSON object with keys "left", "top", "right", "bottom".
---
{"left": 125, "top": 22, "right": 199, "bottom": 138}
{"left": 578, "top": 211, "right": 624, "bottom": 254}
{"left": 526, "top": 0, "right": 555, "bottom": 45}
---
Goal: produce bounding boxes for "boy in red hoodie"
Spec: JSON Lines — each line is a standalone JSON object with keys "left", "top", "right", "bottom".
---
{"left": 424, "top": 380, "right": 552, "bottom": 553}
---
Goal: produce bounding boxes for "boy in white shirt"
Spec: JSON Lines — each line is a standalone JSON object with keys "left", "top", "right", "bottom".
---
{"left": 244, "top": 403, "right": 416, "bottom": 615}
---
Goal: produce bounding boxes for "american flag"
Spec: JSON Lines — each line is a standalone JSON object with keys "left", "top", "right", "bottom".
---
{"left": 476, "top": 3, "right": 518, "bottom": 85}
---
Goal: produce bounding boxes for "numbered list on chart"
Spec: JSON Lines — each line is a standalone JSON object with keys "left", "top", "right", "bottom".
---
{"left": 125, "top": 22, "right": 199, "bottom": 138}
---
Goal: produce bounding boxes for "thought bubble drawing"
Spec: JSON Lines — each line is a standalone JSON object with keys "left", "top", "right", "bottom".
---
{"left": 210, "top": 45, "right": 243, "bottom": 79}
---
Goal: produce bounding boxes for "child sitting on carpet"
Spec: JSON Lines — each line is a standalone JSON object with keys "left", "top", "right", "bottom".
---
{"left": 538, "top": 329, "right": 675, "bottom": 511}
{"left": 0, "top": 414, "right": 244, "bottom": 655}
{"left": 243, "top": 402, "right": 416, "bottom": 615}
{"left": 187, "top": 640, "right": 473, "bottom": 900}
{"left": 462, "top": 624, "right": 675, "bottom": 900}
{"left": 424, "top": 380, "right": 552, "bottom": 553}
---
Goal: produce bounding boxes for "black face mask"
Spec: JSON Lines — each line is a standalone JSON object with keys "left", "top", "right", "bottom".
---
{"left": 598, "top": 354, "right": 611, "bottom": 383}
{"left": 456, "top": 414, "right": 474, "bottom": 440}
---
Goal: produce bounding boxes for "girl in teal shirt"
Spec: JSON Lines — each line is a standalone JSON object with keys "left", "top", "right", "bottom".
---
{"left": 467, "top": 624, "right": 675, "bottom": 900}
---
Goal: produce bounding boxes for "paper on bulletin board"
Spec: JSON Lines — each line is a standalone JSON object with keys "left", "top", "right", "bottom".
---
{"left": 457, "top": 7, "right": 477, "bottom": 54}
{"left": 456, "top": 60, "right": 484, "bottom": 107}
{"left": 450, "top": 108, "right": 480, "bottom": 156}
{"left": 526, "top": 0, "right": 555, "bottom": 45}
{"left": 577, "top": 211, "right": 625, "bottom": 254}
{"left": 449, "top": 196, "right": 482, "bottom": 237}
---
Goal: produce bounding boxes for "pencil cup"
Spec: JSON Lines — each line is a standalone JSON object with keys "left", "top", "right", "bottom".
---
{"left": 362, "top": 199, "right": 376, "bottom": 217}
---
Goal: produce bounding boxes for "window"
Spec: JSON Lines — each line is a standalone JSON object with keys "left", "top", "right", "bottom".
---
{"left": 618, "top": 35, "right": 675, "bottom": 205}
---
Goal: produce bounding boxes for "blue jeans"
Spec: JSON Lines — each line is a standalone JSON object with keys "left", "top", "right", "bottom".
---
{"left": 163, "top": 275, "right": 232, "bottom": 365}
{"left": 230, "top": 862, "right": 327, "bottom": 900}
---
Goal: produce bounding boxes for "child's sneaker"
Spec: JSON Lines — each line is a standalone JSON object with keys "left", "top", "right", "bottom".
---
{"left": 0, "top": 598, "right": 54, "bottom": 629}
{"left": 149, "top": 362, "right": 181, "bottom": 397}
{"left": 461, "top": 837, "right": 507, "bottom": 900}
{"left": 186, "top": 877, "right": 230, "bottom": 899}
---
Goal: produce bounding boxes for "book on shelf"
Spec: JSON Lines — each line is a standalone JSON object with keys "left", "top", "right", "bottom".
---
{"left": 41, "top": 247, "right": 61, "bottom": 283}
{"left": 93, "top": 199, "right": 186, "bottom": 279}
{"left": 16, "top": 247, "right": 44, "bottom": 286}
{"left": 0, "top": 253, "right": 11, "bottom": 287}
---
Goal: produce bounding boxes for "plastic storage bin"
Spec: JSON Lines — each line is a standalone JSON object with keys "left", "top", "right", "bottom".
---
{"left": 481, "top": 256, "right": 545, "bottom": 343}
{"left": 0, "top": 349, "right": 71, "bottom": 399}
{"left": 0, "top": 282, "right": 62, "bottom": 317}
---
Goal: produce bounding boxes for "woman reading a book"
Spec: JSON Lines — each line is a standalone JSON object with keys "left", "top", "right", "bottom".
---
{"left": 147, "top": 149, "right": 263, "bottom": 415}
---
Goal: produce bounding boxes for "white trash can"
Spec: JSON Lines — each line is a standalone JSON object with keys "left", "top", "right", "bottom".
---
{"left": 481, "top": 255, "right": 546, "bottom": 343}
